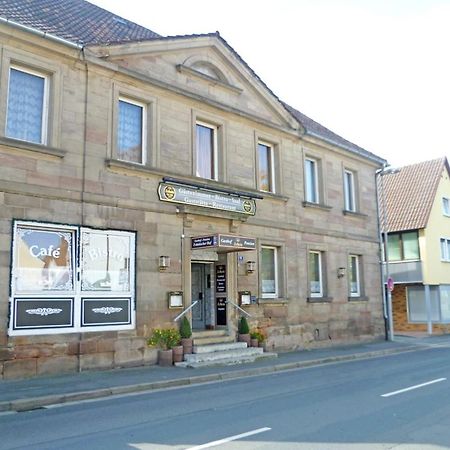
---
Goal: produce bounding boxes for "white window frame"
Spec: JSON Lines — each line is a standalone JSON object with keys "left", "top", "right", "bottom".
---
{"left": 309, "top": 250, "right": 323, "bottom": 298}
{"left": 195, "top": 120, "right": 218, "bottom": 181}
{"left": 9, "top": 221, "right": 136, "bottom": 336}
{"left": 441, "top": 238, "right": 450, "bottom": 262}
{"left": 261, "top": 245, "right": 278, "bottom": 298}
{"left": 443, "top": 197, "right": 450, "bottom": 217}
{"left": 304, "top": 157, "right": 319, "bottom": 204}
{"left": 349, "top": 254, "right": 361, "bottom": 297}
{"left": 344, "top": 169, "right": 356, "bottom": 212}
{"left": 117, "top": 96, "right": 147, "bottom": 165}
{"left": 257, "top": 141, "right": 275, "bottom": 193}
{"left": 6, "top": 65, "right": 49, "bottom": 145}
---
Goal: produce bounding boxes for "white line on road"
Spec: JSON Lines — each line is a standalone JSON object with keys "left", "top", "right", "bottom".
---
{"left": 186, "top": 427, "right": 271, "bottom": 450}
{"left": 381, "top": 378, "right": 447, "bottom": 398}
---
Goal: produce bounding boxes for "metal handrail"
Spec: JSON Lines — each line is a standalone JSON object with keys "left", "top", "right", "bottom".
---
{"left": 226, "top": 300, "right": 252, "bottom": 317}
{"left": 173, "top": 300, "right": 199, "bottom": 322}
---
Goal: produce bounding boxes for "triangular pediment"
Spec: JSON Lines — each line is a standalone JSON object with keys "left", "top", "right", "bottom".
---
{"left": 88, "top": 35, "right": 301, "bottom": 133}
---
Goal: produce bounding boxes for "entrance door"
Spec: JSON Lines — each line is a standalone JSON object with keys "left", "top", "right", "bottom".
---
{"left": 192, "top": 263, "right": 206, "bottom": 329}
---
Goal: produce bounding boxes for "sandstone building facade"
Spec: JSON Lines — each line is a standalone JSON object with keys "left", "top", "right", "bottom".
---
{"left": 0, "top": 0, "right": 386, "bottom": 378}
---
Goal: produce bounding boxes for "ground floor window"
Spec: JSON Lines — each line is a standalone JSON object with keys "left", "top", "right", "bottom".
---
{"left": 308, "top": 251, "right": 323, "bottom": 298}
{"left": 407, "top": 285, "right": 446, "bottom": 323}
{"left": 261, "top": 246, "right": 278, "bottom": 298}
{"left": 9, "top": 221, "right": 136, "bottom": 335}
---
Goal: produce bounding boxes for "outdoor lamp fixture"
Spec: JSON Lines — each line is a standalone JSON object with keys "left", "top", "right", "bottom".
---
{"left": 376, "top": 164, "right": 401, "bottom": 342}
{"left": 159, "top": 255, "right": 171, "bottom": 271}
{"left": 246, "top": 260, "right": 256, "bottom": 274}
{"left": 337, "top": 267, "right": 346, "bottom": 278}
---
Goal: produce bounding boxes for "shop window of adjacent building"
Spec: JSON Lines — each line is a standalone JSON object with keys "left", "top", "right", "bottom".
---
{"left": 343, "top": 169, "right": 357, "bottom": 212}
{"left": 6, "top": 66, "right": 48, "bottom": 145}
{"left": 349, "top": 254, "right": 361, "bottom": 297}
{"left": 261, "top": 246, "right": 278, "bottom": 298}
{"left": 10, "top": 221, "right": 135, "bottom": 335}
{"left": 196, "top": 121, "right": 218, "bottom": 180}
{"left": 304, "top": 157, "right": 320, "bottom": 204}
{"left": 440, "top": 238, "right": 450, "bottom": 262}
{"left": 407, "top": 286, "right": 440, "bottom": 323}
{"left": 443, "top": 197, "right": 450, "bottom": 217}
{"left": 258, "top": 141, "right": 275, "bottom": 193}
{"left": 118, "top": 97, "right": 146, "bottom": 164}
{"left": 387, "top": 231, "right": 420, "bottom": 261}
{"left": 308, "top": 251, "right": 323, "bottom": 298}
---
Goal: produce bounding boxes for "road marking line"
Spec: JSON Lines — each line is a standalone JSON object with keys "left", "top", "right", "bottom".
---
{"left": 186, "top": 427, "right": 271, "bottom": 449}
{"left": 381, "top": 378, "right": 446, "bottom": 398}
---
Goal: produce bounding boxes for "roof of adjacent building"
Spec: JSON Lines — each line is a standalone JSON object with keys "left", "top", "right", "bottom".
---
{"left": 0, "top": 0, "right": 385, "bottom": 163}
{"left": 381, "top": 157, "right": 450, "bottom": 233}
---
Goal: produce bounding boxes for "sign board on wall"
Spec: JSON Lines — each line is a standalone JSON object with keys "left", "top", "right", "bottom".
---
{"left": 191, "top": 234, "right": 256, "bottom": 251}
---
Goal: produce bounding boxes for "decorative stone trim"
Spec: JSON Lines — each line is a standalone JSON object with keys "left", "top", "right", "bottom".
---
{"left": 343, "top": 210, "right": 368, "bottom": 219}
{"left": 0, "top": 136, "right": 66, "bottom": 158}
{"left": 302, "top": 201, "right": 332, "bottom": 211}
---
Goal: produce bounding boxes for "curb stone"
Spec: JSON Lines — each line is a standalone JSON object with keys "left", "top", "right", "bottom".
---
{"left": 0, "top": 345, "right": 420, "bottom": 413}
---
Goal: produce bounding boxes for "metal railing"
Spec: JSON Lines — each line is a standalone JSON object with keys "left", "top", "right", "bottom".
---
{"left": 226, "top": 299, "right": 252, "bottom": 317}
{"left": 173, "top": 300, "right": 199, "bottom": 322}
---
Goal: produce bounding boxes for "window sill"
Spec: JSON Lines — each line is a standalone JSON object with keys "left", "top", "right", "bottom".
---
{"left": 258, "top": 297, "right": 289, "bottom": 305}
{"left": 258, "top": 190, "right": 289, "bottom": 202}
{"left": 0, "top": 136, "right": 66, "bottom": 158}
{"left": 343, "top": 210, "right": 367, "bottom": 219}
{"left": 302, "top": 201, "right": 332, "bottom": 211}
{"left": 348, "top": 295, "right": 369, "bottom": 302}
{"left": 307, "top": 296, "right": 333, "bottom": 303}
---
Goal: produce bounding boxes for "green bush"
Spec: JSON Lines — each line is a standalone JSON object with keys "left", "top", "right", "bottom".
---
{"left": 250, "top": 329, "right": 266, "bottom": 343}
{"left": 147, "top": 328, "right": 181, "bottom": 350}
{"left": 238, "top": 316, "right": 250, "bottom": 334}
{"left": 179, "top": 316, "right": 192, "bottom": 339}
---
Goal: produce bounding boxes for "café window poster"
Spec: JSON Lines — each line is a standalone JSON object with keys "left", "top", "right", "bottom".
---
{"left": 81, "top": 231, "right": 131, "bottom": 292}
{"left": 15, "top": 226, "right": 74, "bottom": 292}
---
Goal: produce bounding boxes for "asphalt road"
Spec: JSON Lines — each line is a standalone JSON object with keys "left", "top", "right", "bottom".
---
{"left": 1, "top": 346, "right": 450, "bottom": 449}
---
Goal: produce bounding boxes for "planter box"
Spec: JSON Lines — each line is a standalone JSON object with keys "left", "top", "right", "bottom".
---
{"left": 158, "top": 349, "right": 173, "bottom": 366}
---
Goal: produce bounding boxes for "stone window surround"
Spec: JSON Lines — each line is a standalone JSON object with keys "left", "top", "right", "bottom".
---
{"left": 302, "top": 148, "right": 329, "bottom": 209}
{"left": 306, "top": 244, "right": 331, "bottom": 303}
{"left": 0, "top": 46, "right": 63, "bottom": 155}
{"left": 111, "top": 82, "right": 158, "bottom": 168}
{"left": 254, "top": 131, "right": 281, "bottom": 195}
{"left": 343, "top": 168, "right": 358, "bottom": 213}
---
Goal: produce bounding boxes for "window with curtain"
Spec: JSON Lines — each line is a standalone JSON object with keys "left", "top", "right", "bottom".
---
{"left": 344, "top": 170, "right": 356, "bottom": 212}
{"left": 196, "top": 122, "right": 216, "bottom": 180}
{"left": 349, "top": 254, "right": 360, "bottom": 297}
{"left": 440, "top": 238, "right": 450, "bottom": 261}
{"left": 6, "top": 67, "right": 47, "bottom": 144}
{"left": 118, "top": 98, "right": 145, "bottom": 164}
{"left": 258, "top": 142, "right": 274, "bottom": 193}
{"left": 309, "top": 251, "right": 323, "bottom": 297}
{"left": 304, "top": 158, "right": 319, "bottom": 203}
{"left": 261, "top": 246, "right": 278, "bottom": 297}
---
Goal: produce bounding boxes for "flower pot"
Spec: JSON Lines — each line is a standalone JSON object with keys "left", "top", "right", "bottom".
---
{"left": 250, "top": 338, "right": 259, "bottom": 348}
{"left": 172, "top": 345, "right": 184, "bottom": 363}
{"left": 181, "top": 338, "right": 193, "bottom": 354}
{"left": 238, "top": 333, "right": 251, "bottom": 347}
{"left": 158, "top": 349, "right": 173, "bottom": 366}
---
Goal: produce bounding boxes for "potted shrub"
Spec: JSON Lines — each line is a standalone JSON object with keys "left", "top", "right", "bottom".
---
{"left": 238, "top": 316, "right": 251, "bottom": 347}
{"left": 250, "top": 329, "right": 266, "bottom": 348}
{"left": 147, "top": 328, "right": 181, "bottom": 366}
{"left": 180, "top": 316, "right": 193, "bottom": 354}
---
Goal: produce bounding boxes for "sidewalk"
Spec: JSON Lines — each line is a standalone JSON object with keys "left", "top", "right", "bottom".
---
{"left": 0, "top": 335, "right": 445, "bottom": 413}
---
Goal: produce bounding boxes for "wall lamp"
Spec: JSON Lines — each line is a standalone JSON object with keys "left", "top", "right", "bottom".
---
{"left": 159, "top": 255, "right": 171, "bottom": 271}
{"left": 337, "top": 267, "right": 346, "bottom": 278}
{"left": 246, "top": 261, "right": 256, "bottom": 274}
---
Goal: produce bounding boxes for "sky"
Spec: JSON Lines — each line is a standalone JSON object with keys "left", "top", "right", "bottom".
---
{"left": 91, "top": 0, "right": 450, "bottom": 167}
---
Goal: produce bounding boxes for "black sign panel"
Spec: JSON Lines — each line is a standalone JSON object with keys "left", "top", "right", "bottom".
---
{"left": 191, "top": 235, "right": 217, "bottom": 249}
{"left": 14, "top": 298, "right": 73, "bottom": 329}
{"left": 216, "top": 297, "right": 227, "bottom": 326}
{"left": 216, "top": 265, "right": 226, "bottom": 293}
{"left": 82, "top": 298, "right": 131, "bottom": 326}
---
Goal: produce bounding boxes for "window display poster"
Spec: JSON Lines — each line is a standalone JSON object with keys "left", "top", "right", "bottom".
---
{"left": 15, "top": 226, "right": 73, "bottom": 292}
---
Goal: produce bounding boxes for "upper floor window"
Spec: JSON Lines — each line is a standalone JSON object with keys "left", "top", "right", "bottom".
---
{"left": 304, "top": 157, "right": 319, "bottom": 203}
{"left": 258, "top": 141, "right": 275, "bottom": 193}
{"left": 308, "top": 250, "right": 323, "bottom": 297}
{"left": 6, "top": 66, "right": 48, "bottom": 145}
{"left": 440, "top": 238, "right": 450, "bottom": 262}
{"left": 261, "top": 246, "right": 278, "bottom": 298}
{"left": 387, "top": 231, "right": 420, "bottom": 261}
{"left": 344, "top": 169, "right": 356, "bottom": 212}
{"left": 118, "top": 98, "right": 146, "bottom": 164}
{"left": 196, "top": 121, "right": 217, "bottom": 180}
{"left": 443, "top": 197, "right": 450, "bottom": 217}
{"left": 349, "top": 254, "right": 361, "bottom": 297}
